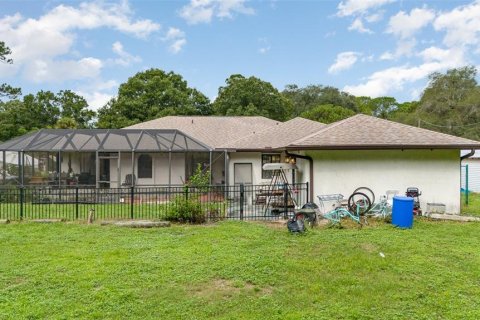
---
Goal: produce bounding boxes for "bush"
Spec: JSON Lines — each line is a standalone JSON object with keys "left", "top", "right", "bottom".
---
{"left": 165, "top": 196, "right": 206, "bottom": 224}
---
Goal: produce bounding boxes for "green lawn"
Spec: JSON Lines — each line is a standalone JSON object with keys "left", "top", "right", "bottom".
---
{"left": 1, "top": 220, "right": 479, "bottom": 319}
{"left": 461, "top": 192, "right": 480, "bottom": 217}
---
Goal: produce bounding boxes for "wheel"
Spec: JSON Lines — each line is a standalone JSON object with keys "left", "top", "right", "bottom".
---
{"left": 348, "top": 192, "right": 371, "bottom": 215}
{"left": 353, "top": 187, "right": 375, "bottom": 205}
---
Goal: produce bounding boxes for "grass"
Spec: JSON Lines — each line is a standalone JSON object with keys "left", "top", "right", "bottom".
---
{"left": 461, "top": 192, "right": 480, "bottom": 217}
{"left": 1, "top": 219, "right": 480, "bottom": 319}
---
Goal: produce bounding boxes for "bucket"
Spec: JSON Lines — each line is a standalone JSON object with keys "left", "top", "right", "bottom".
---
{"left": 392, "top": 196, "right": 414, "bottom": 228}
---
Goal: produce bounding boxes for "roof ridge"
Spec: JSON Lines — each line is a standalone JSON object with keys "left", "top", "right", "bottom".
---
{"left": 358, "top": 114, "right": 480, "bottom": 143}
{"left": 290, "top": 114, "right": 360, "bottom": 145}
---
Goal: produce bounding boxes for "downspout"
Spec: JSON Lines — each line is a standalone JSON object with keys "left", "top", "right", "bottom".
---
{"left": 461, "top": 149, "right": 475, "bottom": 161}
{"left": 285, "top": 150, "right": 313, "bottom": 203}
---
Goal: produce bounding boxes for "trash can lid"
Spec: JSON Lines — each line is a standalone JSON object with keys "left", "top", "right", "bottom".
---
{"left": 393, "top": 195, "right": 414, "bottom": 202}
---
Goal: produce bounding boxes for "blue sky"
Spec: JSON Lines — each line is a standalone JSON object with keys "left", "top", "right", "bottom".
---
{"left": 1, "top": 0, "right": 479, "bottom": 110}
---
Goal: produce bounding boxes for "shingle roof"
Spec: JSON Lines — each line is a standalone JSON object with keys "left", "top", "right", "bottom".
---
{"left": 125, "top": 116, "right": 279, "bottom": 149}
{"left": 223, "top": 117, "right": 326, "bottom": 150}
{"left": 289, "top": 114, "right": 480, "bottom": 150}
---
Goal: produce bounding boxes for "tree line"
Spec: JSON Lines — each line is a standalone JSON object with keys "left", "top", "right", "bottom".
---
{"left": 2, "top": 41, "right": 480, "bottom": 142}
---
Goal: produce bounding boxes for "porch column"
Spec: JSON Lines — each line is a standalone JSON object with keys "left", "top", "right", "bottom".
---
{"left": 2, "top": 151, "right": 5, "bottom": 184}
{"left": 131, "top": 150, "right": 135, "bottom": 187}
{"left": 168, "top": 151, "right": 172, "bottom": 186}
{"left": 57, "top": 151, "right": 61, "bottom": 187}
{"left": 224, "top": 150, "right": 229, "bottom": 187}
{"left": 95, "top": 151, "right": 99, "bottom": 188}
{"left": 117, "top": 151, "right": 121, "bottom": 188}
{"left": 209, "top": 151, "right": 213, "bottom": 185}
{"left": 20, "top": 151, "right": 24, "bottom": 186}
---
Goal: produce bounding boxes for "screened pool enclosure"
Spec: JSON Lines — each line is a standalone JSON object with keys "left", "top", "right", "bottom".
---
{"left": 0, "top": 129, "right": 227, "bottom": 187}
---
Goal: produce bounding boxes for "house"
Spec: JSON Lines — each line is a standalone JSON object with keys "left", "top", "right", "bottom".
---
{"left": 0, "top": 114, "right": 479, "bottom": 214}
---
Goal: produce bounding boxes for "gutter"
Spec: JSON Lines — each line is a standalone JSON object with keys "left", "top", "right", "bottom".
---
{"left": 285, "top": 150, "right": 313, "bottom": 203}
{"left": 461, "top": 149, "right": 475, "bottom": 160}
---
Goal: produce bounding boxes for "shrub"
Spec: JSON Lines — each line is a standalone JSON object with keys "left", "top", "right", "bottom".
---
{"left": 165, "top": 196, "right": 206, "bottom": 224}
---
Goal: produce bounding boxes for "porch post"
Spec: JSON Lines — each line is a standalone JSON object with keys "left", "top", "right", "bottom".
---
{"left": 209, "top": 151, "right": 213, "bottom": 185}
{"left": 57, "top": 151, "right": 61, "bottom": 187}
{"left": 224, "top": 150, "right": 229, "bottom": 187}
{"left": 2, "top": 151, "right": 5, "bottom": 184}
{"left": 95, "top": 151, "right": 99, "bottom": 188}
{"left": 168, "top": 151, "right": 172, "bottom": 186}
{"left": 131, "top": 150, "right": 135, "bottom": 187}
{"left": 117, "top": 151, "right": 121, "bottom": 188}
{"left": 18, "top": 151, "right": 23, "bottom": 187}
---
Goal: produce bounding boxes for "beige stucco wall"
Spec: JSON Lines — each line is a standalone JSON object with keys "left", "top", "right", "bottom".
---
{"left": 305, "top": 149, "right": 460, "bottom": 214}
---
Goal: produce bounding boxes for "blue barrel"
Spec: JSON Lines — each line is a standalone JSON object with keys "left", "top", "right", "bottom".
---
{"left": 392, "top": 196, "right": 414, "bottom": 228}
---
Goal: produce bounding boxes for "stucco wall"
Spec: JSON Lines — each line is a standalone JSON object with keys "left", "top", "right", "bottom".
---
{"left": 305, "top": 149, "right": 460, "bottom": 214}
{"left": 227, "top": 152, "right": 297, "bottom": 185}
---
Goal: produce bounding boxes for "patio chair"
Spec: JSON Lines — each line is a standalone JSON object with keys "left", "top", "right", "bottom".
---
{"left": 122, "top": 174, "right": 136, "bottom": 186}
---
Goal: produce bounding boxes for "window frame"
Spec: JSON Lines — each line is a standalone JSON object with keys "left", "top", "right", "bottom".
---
{"left": 234, "top": 163, "right": 253, "bottom": 185}
{"left": 261, "top": 153, "right": 281, "bottom": 179}
{"left": 137, "top": 154, "right": 153, "bottom": 179}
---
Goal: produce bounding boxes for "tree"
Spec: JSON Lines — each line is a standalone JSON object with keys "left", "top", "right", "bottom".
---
{"left": 300, "top": 104, "right": 355, "bottom": 124}
{"left": 0, "top": 41, "right": 21, "bottom": 100}
{"left": 56, "top": 90, "right": 95, "bottom": 128}
{"left": 55, "top": 117, "right": 78, "bottom": 129}
{"left": 213, "top": 74, "right": 292, "bottom": 121}
{"left": 283, "top": 84, "right": 358, "bottom": 117}
{"left": 355, "top": 96, "right": 399, "bottom": 118}
{"left": 97, "top": 69, "right": 212, "bottom": 128}
{"left": 417, "top": 66, "right": 480, "bottom": 139}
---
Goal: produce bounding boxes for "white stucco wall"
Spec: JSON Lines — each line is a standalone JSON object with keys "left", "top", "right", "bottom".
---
{"left": 305, "top": 149, "right": 461, "bottom": 214}
{"left": 227, "top": 152, "right": 298, "bottom": 185}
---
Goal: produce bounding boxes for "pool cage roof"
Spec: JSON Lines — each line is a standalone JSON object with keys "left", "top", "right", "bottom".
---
{"left": 0, "top": 129, "right": 212, "bottom": 152}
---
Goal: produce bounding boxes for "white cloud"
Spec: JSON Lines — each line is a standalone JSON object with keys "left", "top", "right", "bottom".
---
{"left": 434, "top": 1, "right": 480, "bottom": 48}
{"left": 163, "top": 27, "right": 187, "bottom": 54}
{"left": 387, "top": 7, "right": 435, "bottom": 39}
{"left": 111, "top": 41, "right": 141, "bottom": 66}
{"left": 169, "top": 39, "right": 187, "bottom": 54}
{"left": 258, "top": 37, "right": 271, "bottom": 54}
{"left": 180, "top": 0, "right": 254, "bottom": 24}
{"left": 343, "top": 48, "right": 466, "bottom": 97}
{"left": 24, "top": 57, "right": 103, "bottom": 83}
{"left": 337, "top": 0, "right": 395, "bottom": 17}
{"left": 328, "top": 51, "right": 361, "bottom": 74}
{"left": 0, "top": 1, "right": 160, "bottom": 82}
{"left": 77, "top": 90, "right": 114, "bottom": 111}
{"left": 365, "top": 11, "right": 384, "bottom": 23}
{"left": 348, "top": 18, "right": 373, "bottom": 34}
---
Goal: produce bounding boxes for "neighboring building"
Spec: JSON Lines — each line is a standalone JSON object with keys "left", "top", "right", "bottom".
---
{"left": 461, "top": 150, "right": 480, "bottom": 192}
{"left": 1, "top": 114, "right": 479, "bottom": 214}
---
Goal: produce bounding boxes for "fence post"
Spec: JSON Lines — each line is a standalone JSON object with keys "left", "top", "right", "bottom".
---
{"left": 19, "top": 187, "right": 24, "bottom": 220}
{"left": 185, "top": 185, "right": 189, "bottom": 201}
{"left": 239, "top": 184, "right": 244, "bottom": 220}
{"left": 75, "top": 187, "right": 79, "bottom": 220}
{"left": 130, "top": 186, "right": 134, "bottom": 219}
{"left": 283, "top": 183, "right": 288, "bottom": 218}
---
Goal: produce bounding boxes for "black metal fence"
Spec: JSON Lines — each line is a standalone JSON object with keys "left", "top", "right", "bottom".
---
{"left": 0, "top": 183, "right": 308, "bottom": 221}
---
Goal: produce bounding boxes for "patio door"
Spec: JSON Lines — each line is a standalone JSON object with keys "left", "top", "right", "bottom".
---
{"left": 98, "top": 152, "right": 120, "bottom": 188}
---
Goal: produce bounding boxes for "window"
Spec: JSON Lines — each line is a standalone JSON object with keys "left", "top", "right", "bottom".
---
{"left": 138, "top": 154, "right": 152, "bottom": 179}
{"left": 234, "top": 163, "right": 252, "bottom": 185}
{"left": 262, "top": 154, "right": 281, "bottom": 179}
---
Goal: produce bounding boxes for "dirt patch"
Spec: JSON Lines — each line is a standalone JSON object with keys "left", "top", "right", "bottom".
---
{"left": 192, "top": 279, "right": 273, "bottom": 299}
